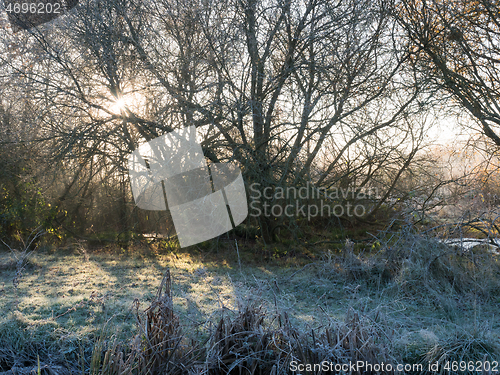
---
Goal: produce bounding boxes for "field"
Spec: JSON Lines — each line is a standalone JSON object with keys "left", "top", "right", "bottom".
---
{"left": 1, "top": 231, "right": 500, "bottom": 374}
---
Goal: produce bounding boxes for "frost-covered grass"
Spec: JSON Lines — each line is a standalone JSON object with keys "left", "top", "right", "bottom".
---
{"left": 0, "top": 235, "right": 499, "bottom": 373}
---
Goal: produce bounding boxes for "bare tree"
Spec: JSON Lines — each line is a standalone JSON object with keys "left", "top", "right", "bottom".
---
{"left": 396, "top": 0, "right": 500, "bottom": 147}
{"left": 0, "top": 0, "right": 439, "bottom": 242}
{"left": 120, "top": 0, "right": 433, "bottom": 239}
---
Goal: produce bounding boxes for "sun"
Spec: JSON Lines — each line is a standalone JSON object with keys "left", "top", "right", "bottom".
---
{"left": 107, "top": 91, "right": 148, "bottom": 116}
{"left": 110, "top": 98, "right": 128, "bottom": 114}
{"left": 97, "top": 88, "right": 148, "bottom": 118}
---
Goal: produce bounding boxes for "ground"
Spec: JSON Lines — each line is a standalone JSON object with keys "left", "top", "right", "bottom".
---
{"left": 0, "top": 237, "right": 499, "bottom": 373}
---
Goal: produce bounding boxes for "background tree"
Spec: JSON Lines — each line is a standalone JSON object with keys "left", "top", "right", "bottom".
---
{"left": 396, "top": 0, "right": 500, "bottom": 147}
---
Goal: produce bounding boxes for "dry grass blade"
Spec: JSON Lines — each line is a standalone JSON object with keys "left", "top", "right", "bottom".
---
{"left": 289, "top": 308, "right": 393, "bottom": 375}
{"left": 134, "top": 269, "right": 196, "bottom": 375}
{"left": 206, "top": 304, "right": 290, "bottom": 374}
{"left": 99, "top": 340, "right": 137, "bottom": 375}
